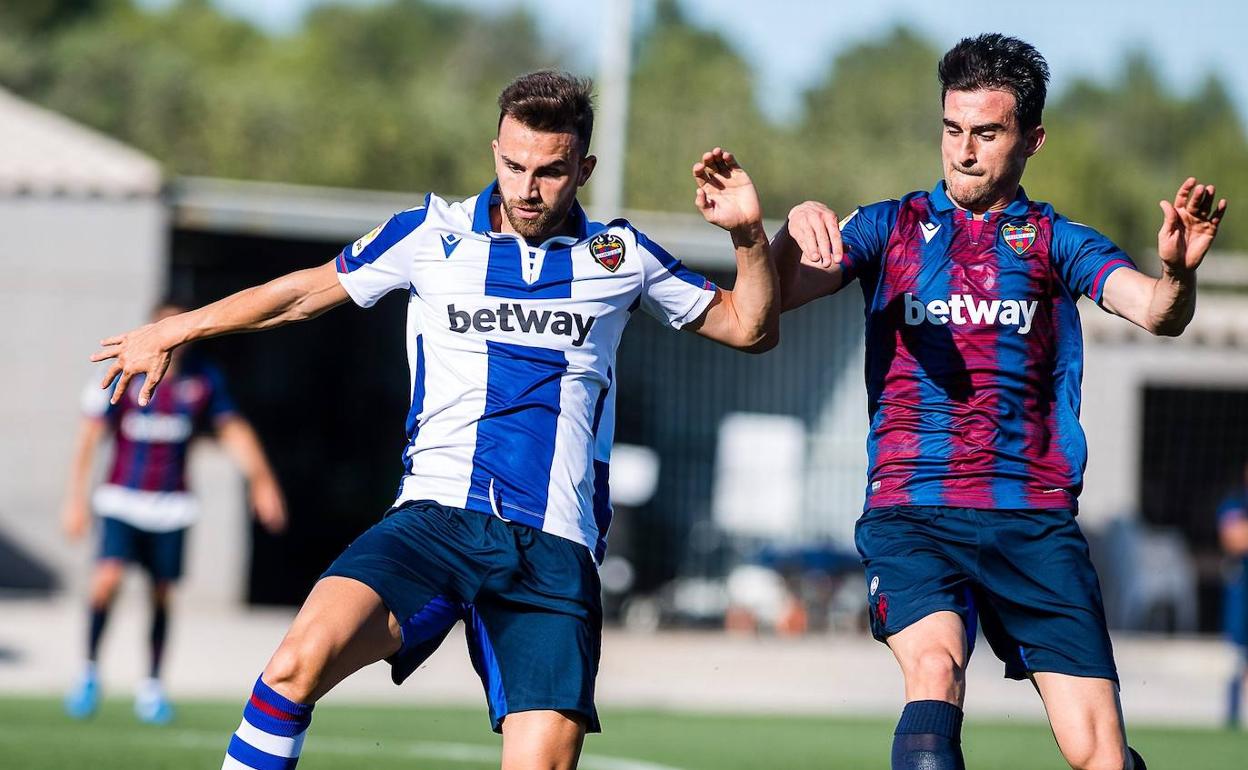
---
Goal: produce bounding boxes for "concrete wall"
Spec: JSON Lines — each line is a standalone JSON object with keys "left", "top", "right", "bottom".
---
{"left": 0, "top": 196, "right": 228, "bottom": 603}
{"left": 1079, "top": 304, "right": 1248, "bottom": 529}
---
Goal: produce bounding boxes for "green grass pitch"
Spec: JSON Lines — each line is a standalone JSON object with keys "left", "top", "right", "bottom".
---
{"left": 0, "top": 696, "right": 1244, "bottom": 769}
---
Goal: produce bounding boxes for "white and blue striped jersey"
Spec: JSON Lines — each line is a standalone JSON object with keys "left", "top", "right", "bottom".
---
{"left": 336, "top": 181, "right": 717, "bottom": 562}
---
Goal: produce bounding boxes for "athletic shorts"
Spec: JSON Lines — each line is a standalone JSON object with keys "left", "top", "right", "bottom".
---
{"left": 322, "top": 499, "right": 602, "bottom": 732}
{"left": 97, "top": 516, "right": 187, "bottom": 582}
{"left": 855, "top": 505, "right": 1118, "bottom": 683}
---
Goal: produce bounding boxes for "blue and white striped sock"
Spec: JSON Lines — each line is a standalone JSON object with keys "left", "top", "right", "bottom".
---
{"left": 222, "top": 675, "right": 314, "bottom": 770}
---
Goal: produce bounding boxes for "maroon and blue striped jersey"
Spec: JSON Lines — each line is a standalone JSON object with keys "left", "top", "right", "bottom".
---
{"left": 840, "top": 182, "right": 1136, "bottom": 511}
{"left": 85, "top": 358, "right": 237, "bottom": 494}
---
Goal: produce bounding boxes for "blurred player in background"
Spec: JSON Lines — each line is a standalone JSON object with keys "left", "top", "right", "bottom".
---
{"left": 1217, "top": 464, "right": 1248, "bottom": 728}
{"left": 61, "top": 301, "right": 287, "bottom": 724}
{"left": 774, "top": 33, "right": 1226, "bottom": 770}
{"left": 89, "top": 71, "right": 778, "bottom": 770}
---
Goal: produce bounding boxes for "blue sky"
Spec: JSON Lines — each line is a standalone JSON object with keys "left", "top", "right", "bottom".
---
{"left": 142, "top": 0, "right": 1248, "bottom": 123}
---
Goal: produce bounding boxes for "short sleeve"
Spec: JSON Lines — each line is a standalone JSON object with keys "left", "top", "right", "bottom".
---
{"left": 1219, "top": 496, "right": 1248, "bottom": 528}
{"left": 1051, "top": 216, "right": 1137, "bottom": 304}
{"left": 836, "top": 202, "right": 895, "bottom": 284}
{"left": 633, "top": 229, "right": 717, "bottom": 329}
{"left": 335, "top": 205, "right": 429, "bottom": 308}
{"left": 80, "top": 373, "right": 117, "bottom": 420}
{"left": 201, "top": 364, "right": 238, "bottom": 423}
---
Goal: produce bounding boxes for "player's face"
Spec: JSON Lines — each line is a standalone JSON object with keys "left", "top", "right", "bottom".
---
{"left": 941, "top": 89, "right": 1045, "bottom": 212}
{"left": 492, "top": 116, "right": 596, "bottom": 241}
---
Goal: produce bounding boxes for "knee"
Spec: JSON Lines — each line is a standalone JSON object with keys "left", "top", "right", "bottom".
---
{"left": 1061, "top": 740, "right": 1128, "bottom": 770}
{"left": 90, "top": 564, "right": 124, "bottom": 606}
{"left": 151, "top": 582, "right": 173, "bottom": 607}
{"left": 262, "top": 633, "right": 330, "bottom": 704}
{"left": 907, "top": 648, "right": 965, "bottom": 690}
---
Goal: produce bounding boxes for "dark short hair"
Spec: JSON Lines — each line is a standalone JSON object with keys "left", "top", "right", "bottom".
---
{"left": 938, "top": 34, "right": 1050, "bottom": 131}
{"left": 497, "top": 70, "right": 595, "bottom": 153}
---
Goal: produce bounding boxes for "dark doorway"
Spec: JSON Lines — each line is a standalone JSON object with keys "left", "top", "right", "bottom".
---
{"left": 1140, "top": 385, "right": 1248, "bottom": 631}
{"left": 170, "top": 229, "right": 410, "bottom": 605}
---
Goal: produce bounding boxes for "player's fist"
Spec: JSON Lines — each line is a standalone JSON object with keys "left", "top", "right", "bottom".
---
{"left": 250, "top": 475, "right": 288, "bottom": 535}
{"left": 61, "top": 498, "right": 90, "bottom": 541}
{"left": 692, "top": 148, "right": 763, "bottom": 234}
{"left": 785, "top": 201, "right": 844, "bottom": 269}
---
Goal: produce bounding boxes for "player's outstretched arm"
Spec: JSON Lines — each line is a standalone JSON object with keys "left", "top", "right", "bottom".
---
{"left": 773, "top": 201, "right": 848, "bottom": 312}
{"left": 683, "top": 148, "right": 779, "bottom": 353}
{"left": 91, "top": 260, "right": 349, "bottom": 406}
{"left": 216, "top": 415, "right": 288, "bottom": 534}
{"left": 1102, "top": 177, "right": 1228, "bottom": 336}
{"left": 59, "top": 416, "right": 108, "bottom": 541}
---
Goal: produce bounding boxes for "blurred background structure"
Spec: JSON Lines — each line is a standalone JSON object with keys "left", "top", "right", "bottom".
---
{"left": 2, "top": 0, "right": 1248, "bottom": 726}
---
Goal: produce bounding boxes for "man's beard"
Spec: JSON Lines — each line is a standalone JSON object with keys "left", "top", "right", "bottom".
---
{"left": 503, "top": 198, "right": 567, "bottom": 240}
{"left": 946, "top": 157, "right": 1025, "bottom": 211}
{"left": 946, "top": 172, "right": 996, "bottom": 211}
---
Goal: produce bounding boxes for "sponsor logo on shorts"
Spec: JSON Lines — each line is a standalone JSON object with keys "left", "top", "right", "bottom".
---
{"left": 870, "top": 575, "right": 880, "bottom": 596}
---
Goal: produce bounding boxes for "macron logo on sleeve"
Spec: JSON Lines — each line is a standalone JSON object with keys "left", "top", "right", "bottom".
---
{"left": 903, "top": 293, "right": 1038, "bottom": 335}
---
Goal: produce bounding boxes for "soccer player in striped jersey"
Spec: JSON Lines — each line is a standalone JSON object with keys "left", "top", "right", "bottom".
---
{"left": 61, "top": 302, "right": 287, "bottom": 724}
{"left": 775, "top": 34, "right": 1227, "bottom": 770}
{"left": 1217, "top": 466, "right": 1248, "bottom": 728}
{"left": 90, "top": 71, "right": 778, "bottom": 769}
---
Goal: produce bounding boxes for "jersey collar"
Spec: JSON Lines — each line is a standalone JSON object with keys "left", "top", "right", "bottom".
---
{"left": 929, "top": 180, "right": 1031, "bottom": 218}
{"left": 471, "top": 180, "right": 590, "bottom": 240}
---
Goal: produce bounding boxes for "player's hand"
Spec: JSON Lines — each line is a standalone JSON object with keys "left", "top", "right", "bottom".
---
{"left": 90, "top": 320, "right": 178, "bottom": 406}
{"left": 692, "top": 148, "right": 763, "bottom": 235}
{"left": 785, "top": 201, "right": 844, "bottom": 270}
{"left": 250, "top": 475, "right": 288, "bottom": 535}
{"left": 61, "top": 498, "right": 90, "bottom": 541}
{"left": 1158, "top": 177, "right": 1228, "bottom": 276}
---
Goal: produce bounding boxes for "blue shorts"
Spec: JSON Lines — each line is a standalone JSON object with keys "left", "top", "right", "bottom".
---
{"left": 855, "top": 505, "right": 1118, "bottom": 683}
{"left": 98, "top": 516, "right": 187, "bottom": 582}
{"left": 322, "top": 500, "right": 602, "bottom": 732}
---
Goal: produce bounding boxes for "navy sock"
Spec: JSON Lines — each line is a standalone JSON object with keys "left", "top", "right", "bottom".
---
{"left": 892, "top": 700, "right": 965, "bottom": 770}
{"left": 1128, "top": 746, "right": 1147, "bottom": 770}
{"left": 150, "top": 604, "right": 169, "bottom": 679}
{"left": 87, "top": 607, "right": 109, "bottom": 662}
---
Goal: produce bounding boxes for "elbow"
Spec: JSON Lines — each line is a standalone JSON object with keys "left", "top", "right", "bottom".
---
{"left": 739, "top": 324, "right": 780, "bottom": 354}
{"left": 1149, "top": 315, "right": 1191, "bottom": 337}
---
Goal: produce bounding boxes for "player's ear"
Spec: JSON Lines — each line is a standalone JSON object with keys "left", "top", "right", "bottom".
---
{"left": 578, "top": 154, "right": 597, "bottom": 187}
{"left": 1024, "top": 125, "right": 1045, "bottom": 157}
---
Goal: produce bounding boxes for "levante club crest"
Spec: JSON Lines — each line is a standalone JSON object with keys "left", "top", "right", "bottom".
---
{"left": 589, "top": 233, "right": 626, "bottom": 272}
{"left": 1001, "top": 222, "right": 1038, "bottom": 255}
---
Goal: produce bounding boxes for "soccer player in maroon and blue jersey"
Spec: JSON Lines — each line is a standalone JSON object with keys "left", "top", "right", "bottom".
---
{"left": 775, "top": 34, "right": 1227, "bottom": 770}
{"left": 61, "top": 303, "right": 287, "bottom": 724}
{"left": 1216, "top": 465, "right": 1248, "bottom": 728}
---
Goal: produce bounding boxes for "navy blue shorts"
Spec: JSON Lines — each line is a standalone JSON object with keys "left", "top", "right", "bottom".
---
{"left": 97, "top": 516, "right": 187, "bottom": 582}
{"left": 322, "top": 500, "right": 602, "bottom": 732}
{"left": 855, "top": 505, "right": 1118, "bottom": 683}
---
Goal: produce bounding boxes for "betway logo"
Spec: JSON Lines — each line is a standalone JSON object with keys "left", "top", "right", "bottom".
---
{"left": 903, "top": 293, "right": 1038, "bottom": 335}
{"left": 120, "top": 412, "right": 193, "bottom": 443}
{"left": 448, "top": 303, "right": 596, "bottom": 347}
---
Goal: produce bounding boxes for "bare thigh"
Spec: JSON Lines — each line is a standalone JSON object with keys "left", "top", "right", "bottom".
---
{"left": 886, "top": 610, "right": 970, "bottom": 707}
{"left": 261, "top": 576, "right": 404, "bottom": 704}
{"left": 1033, "top": 672, "right": 1129, "bottom": 770}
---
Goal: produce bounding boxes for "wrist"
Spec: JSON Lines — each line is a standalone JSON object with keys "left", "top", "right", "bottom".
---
{"left": 729, "top": 221, "right": 767, "bottom": 248}
{"left": 1160, "top": 261, "right": 1196, "bottom": 285}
